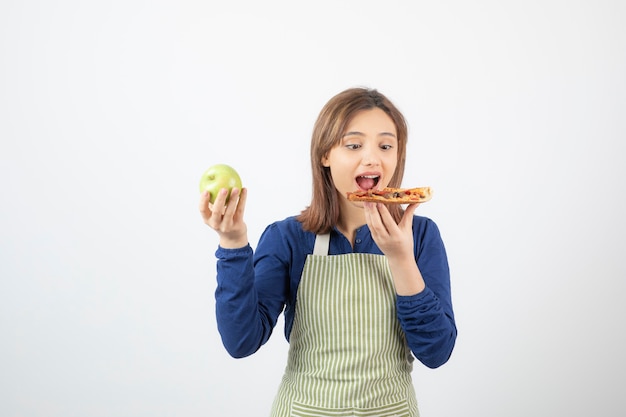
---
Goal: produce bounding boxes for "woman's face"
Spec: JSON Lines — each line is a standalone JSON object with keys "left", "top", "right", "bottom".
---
{"left": 321, "top": 107, "right": 398, "bottom": 205}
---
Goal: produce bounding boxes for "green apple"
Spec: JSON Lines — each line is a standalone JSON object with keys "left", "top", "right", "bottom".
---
{"left": 199, "top": 164, "right": 243, "bottom": 204}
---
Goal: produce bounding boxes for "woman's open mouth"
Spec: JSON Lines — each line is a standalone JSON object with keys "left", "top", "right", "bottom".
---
{"left": 356, "top": 175, "right": 380, "bottom": 190}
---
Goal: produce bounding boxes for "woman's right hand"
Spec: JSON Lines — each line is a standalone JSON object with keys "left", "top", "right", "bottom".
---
{"left": 199, "top": 187, "right": 249, "bottom": 249}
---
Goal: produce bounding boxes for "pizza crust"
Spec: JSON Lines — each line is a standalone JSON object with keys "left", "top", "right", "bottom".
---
{"left": 346, "top": 186, "right": 433, "bottom": 204}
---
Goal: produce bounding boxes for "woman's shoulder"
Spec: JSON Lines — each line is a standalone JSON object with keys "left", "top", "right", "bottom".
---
{"left": 267, "top": 215, "right": 305, "bottom": 232}
{"left": 254, "top": 216, "right": 317, "bottom": 260}
{"left": 261, "top": 216, "right": 315, "bottom": 243}
{"left": 412, "top": 214, "right": 435, "bottom": 226}
{"left": 412, "top": 214, "right": 444, "bottom": 237}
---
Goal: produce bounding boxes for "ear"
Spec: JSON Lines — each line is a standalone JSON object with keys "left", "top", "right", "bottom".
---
{"left": 321, "top": 154, "right": 330, "bottom": 167}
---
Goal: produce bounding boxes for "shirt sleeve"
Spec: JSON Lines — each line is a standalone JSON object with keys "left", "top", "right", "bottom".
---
{"left": 396, "top": 218, "right": 457, "bottom": 368}
{"left": 214, "top": 224, "right": 290, "bottom": 358}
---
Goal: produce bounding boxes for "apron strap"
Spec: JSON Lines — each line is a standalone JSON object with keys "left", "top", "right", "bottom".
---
{"left": 312, "top": 233, "right": 330, "bottom": 256}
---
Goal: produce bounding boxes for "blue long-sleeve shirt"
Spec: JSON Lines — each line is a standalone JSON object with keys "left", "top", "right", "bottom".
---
{"left": 214, "top": 215, "right": 457, "bottom": 369}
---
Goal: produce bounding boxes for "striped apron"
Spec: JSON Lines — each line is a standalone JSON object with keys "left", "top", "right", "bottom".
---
{"left": 270, "top": 234, "right": 419, "bottom": 417}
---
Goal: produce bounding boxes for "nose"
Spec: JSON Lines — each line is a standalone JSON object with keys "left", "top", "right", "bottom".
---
{"left": 361, "top": 146, "right": 381, "bottom": 166}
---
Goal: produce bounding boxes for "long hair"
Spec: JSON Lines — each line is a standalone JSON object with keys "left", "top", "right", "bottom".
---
{"left": 297, "top": 87, "right": 408, "bottom": 234}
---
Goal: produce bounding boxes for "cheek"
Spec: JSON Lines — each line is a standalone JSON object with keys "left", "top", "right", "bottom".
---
{"left": 327, "top": 165, "right": 353, "bottom": 188}
{"left": 384, "top": 155, "right": 399, "bottom": 170}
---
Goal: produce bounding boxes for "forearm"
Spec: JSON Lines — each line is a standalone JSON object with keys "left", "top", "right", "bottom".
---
{"left": 387, "top": 256, "right": 426, "bottom": 296}
{"left": 215, "top": 245, "right": 274, "bottom": 358}
{"left": 397, "top": 288, "right": 457, "bottom": 368}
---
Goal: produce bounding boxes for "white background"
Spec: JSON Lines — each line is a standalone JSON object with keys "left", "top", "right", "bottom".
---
{"left": 1, "top": 1, "right": 625, "bottom": 416}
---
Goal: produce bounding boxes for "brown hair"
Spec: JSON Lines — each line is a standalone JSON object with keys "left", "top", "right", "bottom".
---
{"left": 297, "top": 87, "right": 408, "bottom": 234}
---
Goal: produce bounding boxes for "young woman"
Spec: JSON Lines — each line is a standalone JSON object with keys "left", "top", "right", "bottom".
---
{"left": 199, "top": 88, "right": 456, "bottom": 416}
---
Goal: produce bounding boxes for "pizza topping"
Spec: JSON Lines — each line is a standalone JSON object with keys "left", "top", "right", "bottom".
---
{"left": 346, "top": 186, "right": 433, "bottom": 204}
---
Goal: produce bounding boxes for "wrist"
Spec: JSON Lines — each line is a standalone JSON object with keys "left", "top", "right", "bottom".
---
{"left": 387, "top": 257, "right": 426, "bottom": 296}
{"left": 219, "top": 236, "right": 249, "bottom": 249}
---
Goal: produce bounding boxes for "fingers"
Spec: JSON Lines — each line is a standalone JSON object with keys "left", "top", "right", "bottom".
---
{"left": 366, "top": 202, "right": 419, "bottom": 237}
{"left": 399, "top": 203, "right": 420, "bottom": 228}
{"left": 211, "top": 188, "right": 230, "bottom": 214}
{"left": 233, "top": 187, "right": 247, "bottom": 220}
{"left": 366, "top": 202, "right": 418, "bottom": 259}
{"left": 199, "top": 190, "right": 213, "bottom": 223}
{"left": 221, "top": 187, "right": 246, "bottom": 223}
{"left": 200, "top": 187, "right": 246, "bottom": 230}
{"left": 364, "top": 202, "right": 392, "bottom": 235}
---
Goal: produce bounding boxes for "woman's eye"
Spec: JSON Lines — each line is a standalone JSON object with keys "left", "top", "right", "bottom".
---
{"left": 380, "top": 144, "right": 393, "bottom": 150}
{"left": 346, "top": 144, "right": 361, "bottom": 150}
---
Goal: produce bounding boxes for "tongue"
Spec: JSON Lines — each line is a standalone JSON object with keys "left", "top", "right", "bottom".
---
{"left": 356, "top": 177, "right": 376, "bottom": 190}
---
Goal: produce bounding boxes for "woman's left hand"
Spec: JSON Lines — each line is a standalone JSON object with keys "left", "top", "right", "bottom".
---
{"left": 364, "top": 202, "right": 419, "bottom": 260}
{"left": 364, "top": 202, "right": 425, "bottom": 295}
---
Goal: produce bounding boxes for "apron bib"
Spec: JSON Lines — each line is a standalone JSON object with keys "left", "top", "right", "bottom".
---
{"left": 270, "top": 234, "right": 419, "bottom": 417}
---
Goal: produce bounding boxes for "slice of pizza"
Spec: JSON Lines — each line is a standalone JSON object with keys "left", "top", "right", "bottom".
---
{"left": 346, "top": 186, "right": 433, "bottom": 204}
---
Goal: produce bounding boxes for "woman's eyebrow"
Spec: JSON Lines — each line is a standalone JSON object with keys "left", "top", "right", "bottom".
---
{"left": 343, "top": 131, "right": 364, "bottom": 137}
{"left": 342, "top": 131, "right": 397, "bottom": 138}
